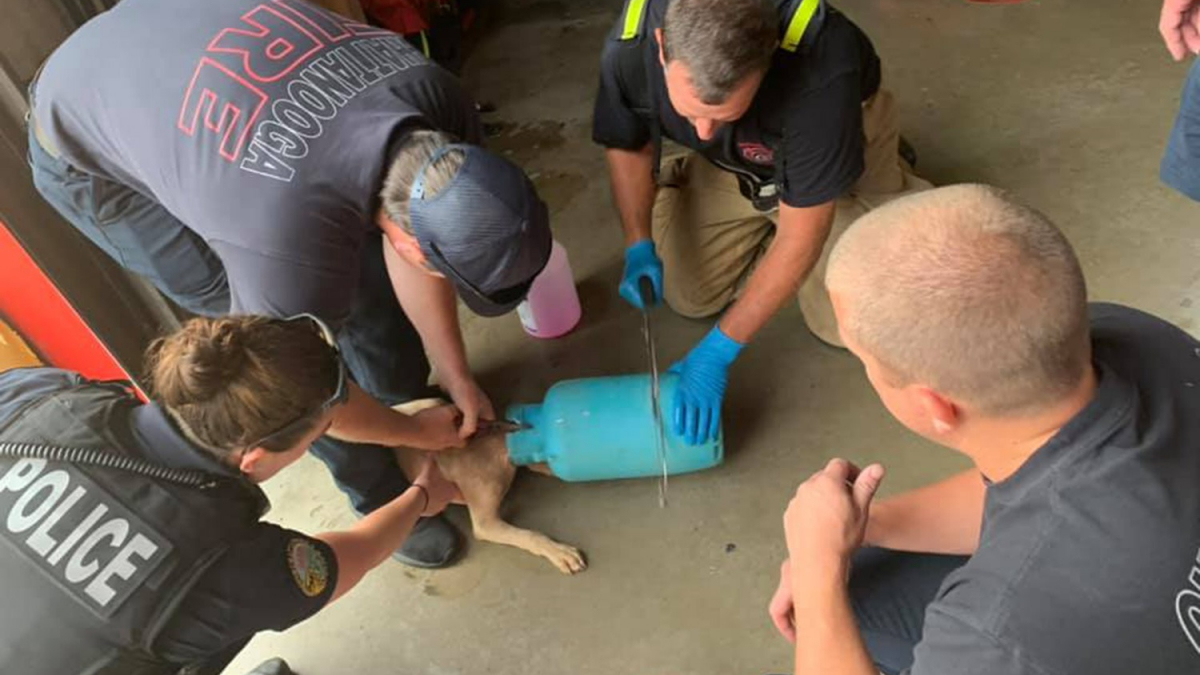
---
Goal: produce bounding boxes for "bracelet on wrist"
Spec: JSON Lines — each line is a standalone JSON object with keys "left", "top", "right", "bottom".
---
{"left": 411, "top": 484, "right": 430, "bottom": 513}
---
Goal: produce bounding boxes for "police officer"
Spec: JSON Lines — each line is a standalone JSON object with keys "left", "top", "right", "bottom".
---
{"left": 592, "top": 0, "right": 931, "bottom": 446}
{"left": 28, "top": 0, "right": 551, "bottom": 568}
{"left": 0, "top": 314, "right": 461, "bottom": 675}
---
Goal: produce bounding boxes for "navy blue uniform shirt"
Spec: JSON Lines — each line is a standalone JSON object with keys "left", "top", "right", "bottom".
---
{"left": 592, "top": 1, "right": 880, "bottom": 207}
{"left": 33, "top": 0, "right": 481, "bottom": 326}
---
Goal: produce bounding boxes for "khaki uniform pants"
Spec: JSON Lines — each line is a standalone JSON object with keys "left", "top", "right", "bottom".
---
{"left": 652, "top": 88, "right": 933, "bottom": 346}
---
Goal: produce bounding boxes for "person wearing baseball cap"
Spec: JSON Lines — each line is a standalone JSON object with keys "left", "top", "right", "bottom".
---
{"left": 380, "top": 133, "right": 553, "bottom": 318}
{"left": 27, "top": 0, "right": 551, "bottom": 569}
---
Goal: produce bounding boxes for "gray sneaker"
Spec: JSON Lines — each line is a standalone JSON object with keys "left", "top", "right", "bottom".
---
{"left": 391, "top": 514, "right": 462, "bottom": 568}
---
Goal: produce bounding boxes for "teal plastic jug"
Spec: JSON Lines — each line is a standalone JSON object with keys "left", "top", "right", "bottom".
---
{"left": 504, "top": 373, "right": 724, "bottom": 482}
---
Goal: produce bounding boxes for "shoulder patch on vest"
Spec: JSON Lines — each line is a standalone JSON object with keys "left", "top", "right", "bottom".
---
{"left": 287, "top": 538, "right": 330, "bottom": 598}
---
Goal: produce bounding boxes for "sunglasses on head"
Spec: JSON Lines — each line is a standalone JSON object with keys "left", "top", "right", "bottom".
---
{"left": 249, "top": 313, "right": 348, "bottom": 451}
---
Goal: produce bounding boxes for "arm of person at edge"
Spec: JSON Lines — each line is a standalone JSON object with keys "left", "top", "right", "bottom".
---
{"left": 326, "top": 380, "right": 464, "bottom": 451}
{"left": 778, "top": 458, "right": 885, "bottom": 675}
{"left": 1161, "top": 0, "right": 1200, "bottom": 60}
{"left": 768, "top": 468, "right": 984, "bottom": 645}
{"left": 382, "top": 235, "right": 496, "bottom": 439}
{"left": 669, "top": 200, "right": 835, "bottom": 445}
{"left": 317, "top": 454, "right": 457, "bottom": 600}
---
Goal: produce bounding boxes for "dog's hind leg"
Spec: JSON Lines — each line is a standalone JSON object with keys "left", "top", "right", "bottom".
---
{"left": 453, "top": 460, "right": 586, "bottom": 575}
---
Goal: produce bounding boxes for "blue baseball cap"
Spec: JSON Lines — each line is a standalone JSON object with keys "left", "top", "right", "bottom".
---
{"left": 409, "top": 145, "right": 552, "bottom": 317}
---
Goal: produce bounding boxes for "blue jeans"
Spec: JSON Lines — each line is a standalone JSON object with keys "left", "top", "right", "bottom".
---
{"left": 769, "top": 548, "right": 967, "bottom": 675}
{"left": 28, "top": 123, "right": 427, "bottom": 514}
{"left": 27, "top": 125, "right": 230, "bottom": 317}
{"left": 848, "top": 547, "right": 969, "bottom": 675}
{"left": 1162, "top": 59, "right": 1200, "bottom": 201}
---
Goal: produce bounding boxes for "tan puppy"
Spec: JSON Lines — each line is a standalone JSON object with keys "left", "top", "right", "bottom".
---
{"left": 392, "top": 400, "right": 587, "bottom": 574}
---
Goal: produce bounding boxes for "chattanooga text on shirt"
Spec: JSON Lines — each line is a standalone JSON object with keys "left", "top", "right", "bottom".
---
{"left": 0, "top": 457, "right": 172, "bottom": 618}
{"left": 177, "top": 0, "right": 427, "bottom": 182}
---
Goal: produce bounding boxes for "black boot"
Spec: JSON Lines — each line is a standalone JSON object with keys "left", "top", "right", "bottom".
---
{"left": 245, "top": 658, "right": 293, "bottom": 675}
{"left": 391, "top": 515, "right": 462, "bottom": 568}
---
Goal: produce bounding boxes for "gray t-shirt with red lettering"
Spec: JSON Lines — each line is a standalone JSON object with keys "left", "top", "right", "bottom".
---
{"left": 33, "top": 0, "right": 480, "bottom": 324}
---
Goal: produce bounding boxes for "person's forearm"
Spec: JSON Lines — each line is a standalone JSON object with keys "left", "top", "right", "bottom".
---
{"left": 866, "top": 469, "right": 985, "bottom": 555}
{"left": 605, "top": 145, "right": 656, "bottom": 246}
{"left": 383, "top": 239, "right": 472, "bottom": 383}
{"left": 791, "top": 558, "right": 877, "bottom": 675}
{"left": 719, "top": 201, "right": 834, "bottom": 344}
{"left": 319, "top": 485, "right": 426, "bottom": 600}
{"left": 327, "top": 381, "right": 428, "bottom": 448}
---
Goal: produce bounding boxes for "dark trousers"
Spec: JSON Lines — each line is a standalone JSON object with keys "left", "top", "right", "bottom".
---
{"left": 27, "top": 125, "right": 231, "bottom": 317}
{"left": 1162, "top": 59, "right": 1200, "bottom": 201}
{"left": 848, "top": 547, "right": 969, "bottom": 675}
{"left": 314, "top": 231, "right": 435, "bottom": 514}
{"left": 27, "top": 124, "right": 427, "bottom": 514}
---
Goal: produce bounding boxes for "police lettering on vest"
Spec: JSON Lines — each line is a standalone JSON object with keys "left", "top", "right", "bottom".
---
{"left": 0, "top": 370, "right": 265, "bottom": 675}
{"left": 0, "top": 456, "right": 172, "bottom": 618}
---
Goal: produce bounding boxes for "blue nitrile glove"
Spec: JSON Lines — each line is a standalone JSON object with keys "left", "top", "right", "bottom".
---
{"left": 669, "top": 326, "right": 744, "bottom": 446}
{"left": 619, "top": 240, "right": 664, "bottom": 309}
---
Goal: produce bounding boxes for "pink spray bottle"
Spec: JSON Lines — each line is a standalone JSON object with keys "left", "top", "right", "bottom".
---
{"left": 518, "top": 240, "right": 581, "bottom": 339}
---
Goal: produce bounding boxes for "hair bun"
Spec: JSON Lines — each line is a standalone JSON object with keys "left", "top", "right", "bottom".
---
{"left": 205, "top": 319, "right": 249, "bottom": 378}
{"left": 146, "top": 315, "right": 340, "bottom": 452}
{"left": 153, "top": 318, "right": 250, "bottom": 405}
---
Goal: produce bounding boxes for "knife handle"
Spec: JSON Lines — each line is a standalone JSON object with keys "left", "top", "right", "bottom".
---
{"left": 638, "top": 275, "right": 656, "bottom": 307}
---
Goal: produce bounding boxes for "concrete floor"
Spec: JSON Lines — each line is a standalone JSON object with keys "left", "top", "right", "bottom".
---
{"left": 224, "top": 1, "right": 1200, "bottom": 673}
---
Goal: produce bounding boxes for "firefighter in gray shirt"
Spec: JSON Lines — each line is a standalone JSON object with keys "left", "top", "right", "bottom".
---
{"left": 28, "top": 0, "right": 553, "bottom": 568}
{"left": 769, "top": 185, "right": 1200, "bottom": 674}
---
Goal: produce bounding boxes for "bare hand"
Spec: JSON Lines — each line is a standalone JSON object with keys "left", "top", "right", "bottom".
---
{"left": 412, "top": 455, "right": 459, "bottom": 516}
{"left": 411, "top": 404, "right": 466, "bottom": 451}
{"left": 1161, "top": 0, "right": 1200, "bottom": 61}
{"left": 784, "top": 459, "right": 885, "bottom": 572}
{"left": 444, "top": 377, "right": 495, "bottom": 439}
{"left": 768, "top": 558, "right": 797, "bottom": 643}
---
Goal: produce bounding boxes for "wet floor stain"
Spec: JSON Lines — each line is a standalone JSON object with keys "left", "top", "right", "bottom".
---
{"left": 487, "top": 120, "right": 566, "bottom": 165}
{"left": 530, "top": 170, "right": 586, "bottom": 214}
{"left": 400, "top": 561, "right": 488, "bottom": 599}
{"left": 499, "top": 0, "right": 568, "bottom": 25}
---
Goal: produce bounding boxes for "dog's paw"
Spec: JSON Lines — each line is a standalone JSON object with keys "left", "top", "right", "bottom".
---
{"left": 545, "top": 542, "right": 587, "bottom": 575}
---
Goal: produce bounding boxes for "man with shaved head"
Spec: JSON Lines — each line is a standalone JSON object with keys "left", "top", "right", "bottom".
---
{"left": 768, "top": 185, "right": 1200, "bottom": 674}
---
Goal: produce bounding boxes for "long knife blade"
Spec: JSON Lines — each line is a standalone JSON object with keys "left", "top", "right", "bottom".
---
{"left": 475, "top": 419, "right": 531, "bottom": 435}
{"left": 639, "top": 277, "right": 669, "bottom": 508}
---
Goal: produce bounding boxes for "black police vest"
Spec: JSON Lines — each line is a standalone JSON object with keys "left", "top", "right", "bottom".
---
{"left": 0, "top": 380, "right": 267, "bottom": 675}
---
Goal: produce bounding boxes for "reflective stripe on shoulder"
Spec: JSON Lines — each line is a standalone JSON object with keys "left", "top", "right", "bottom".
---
{"left": 620, "top": 0, "right": 650, "bottom": 40}
{"left": 781, "top": 0, "right": 821, "bottom": 52}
